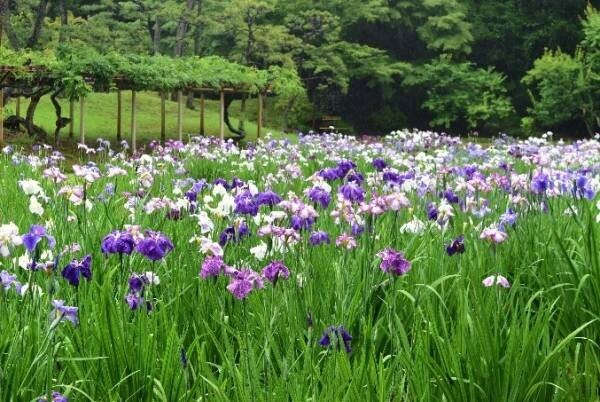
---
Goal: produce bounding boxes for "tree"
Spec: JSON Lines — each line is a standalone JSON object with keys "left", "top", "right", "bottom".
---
{"left": 404, "top": 57, "right": 514, "bottom": 130}
{"left": 522, "top": 6, "right": 600, "bottom": 136}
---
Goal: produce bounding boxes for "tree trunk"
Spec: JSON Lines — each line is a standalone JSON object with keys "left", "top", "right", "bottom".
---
{"left": 238, "top": 94, "right": 247, "bottom": 131}
{"left": 25, "top": 88, "right": 51, "bottom": 138}
{"left": 174, "top": 0, "right": 196, "bottom": 57}
{"left": 0, "top": 0, "right": 19, "bottom": 48}
{"left": 281, "top": 96, "right": 297, "bottom": 133}
{"left": 186, "top": 91, "right": 195, "bottom": 109}
{"left": 153, "top": 15, "right": 161, "bottom": 55}
{"left": 50, "top": 89, "right": 70, "bottom": 144}
{"left": 25, "top": 0, "right": 50, "bottom": 49}
{"left": 193, "top": 0, "right": 203, "bottom": 56}
{"left": 58, "top": 0, "right": 68, "bottom": 43}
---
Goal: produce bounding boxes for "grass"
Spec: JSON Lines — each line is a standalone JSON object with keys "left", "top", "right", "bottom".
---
{"left": 3, "top": 91, "right": 286, "bottom": 147}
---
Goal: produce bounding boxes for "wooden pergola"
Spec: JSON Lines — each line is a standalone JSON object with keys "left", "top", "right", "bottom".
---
{"left": 1, "top": 71, "right": 268, "bottom": 149}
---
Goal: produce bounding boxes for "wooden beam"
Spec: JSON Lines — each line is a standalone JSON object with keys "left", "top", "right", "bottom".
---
{"left": 79, "top": 97, "right": 85, "bottom": 144}
{"left": 177, "top": 90, "right": 183, "bottom": 141}
{"left": 69, "top": 99, "right": 74, "bottom": 138}
{"left": 131, "top": 90, "right": 137, "bottom": 152}
{"left": 116, "top": 90, "right": 122, "bottom": 142}
{"left": 219, "top": 90, "right": 225, "bottom": 141}
{"left": 199, "top": 92, "right": 205, "bottom": 135}
{"left": 160, "top": 92, "right": 166, "bottom": 143}
{"left": 257, "top": 92, "right": 263, "bottom": 139}
{"left": 0, "top": 89, "right": 4, "bottom": 145}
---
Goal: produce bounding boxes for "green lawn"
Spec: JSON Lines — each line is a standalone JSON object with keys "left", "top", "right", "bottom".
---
{"left": 4, "top": 91, "right": 288, "bottom": 147}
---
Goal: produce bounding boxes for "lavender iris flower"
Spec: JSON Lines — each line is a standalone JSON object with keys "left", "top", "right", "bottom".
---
{"left": 376, "top": 248, "right": 412, "bottom": 276}
{"left": 22, "top": 225, "right": 55, "bottom": 252}
{"left": 226, "top": 269, "right": 264, "bottom": 300}
{"left": 52, "top": 300, "right": 79, "bottom": 326}
{"left": 200, "top": 255, "right": 225, "bottom": 279}
{"left": 309, "top": 230, "right": 330, "bottom": 245}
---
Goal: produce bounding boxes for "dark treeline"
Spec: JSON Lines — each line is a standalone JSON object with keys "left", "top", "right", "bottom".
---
{"left": 1, "top": 0, "right": 599, "bottom": 137}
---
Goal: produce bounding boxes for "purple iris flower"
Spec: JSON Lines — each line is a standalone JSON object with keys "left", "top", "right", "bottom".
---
{"left": 339, "top": 182, "right": 365, "bottom": 203}
{"left": 426, "top": 203, "right": 438, "bottom": 220}
{"left": 351, "top": 223, "right": 365, "bottom": 236}
{"left": 256, "top": 190, "right": 282, "bottom": 207}
{"left": 38, "top": 391, "right": 68, "bottom": 402}
{"left": 125, "top": 293, "right": 143, "bottom": 310}
{"left": 226, "top": 269, "right": 264, "bottom": 300}
{"left": 135, "top": 231, "right": 174, "bottom": 261}
{"left": 1, "top": 270, "right": 17, "bottom": 290}
{"left": 234, "top": 191, "right": 259, "bottom": 216}
{"left": 200, "top": 255, "right": 225, "bottom": 279}
{"left": 22, "top": 225, "right": 55, "bottom": 252}
{"left": 499, "top": 209, "right": 518, "bottom": 231}
{"left": 372, "top": 158, "right": 387, "bottom": 171}
{"left": 346, "top": 172, "right": 364, "bottom": 185}
{"left": 309, "top": 231, "right": 330, "bottom": 245}
{"left": 291, "top": 215, "right": 315, "bottom": 231}
{"left": 318, "top": 167, "right": 343, "bottom": 182}
{"left": 308, "top": 187, "right": 331, "bottom": 209}
{"left": 575, "top": 175, "right": 596, "bottom": 200}
{"left": 261, "top": 261, "right": 290, "bottom": 284}
{"left": 101, "top": 230, "right": 135, "bottom": 255}
{"left": 218, "top": 223, "right": 250, "bottom": 246}
{"left": 531, "top": 172, "right": 549, "bottom": 194}
{"left": 61, "top": 255, "right": 92, "bottom": 287}
{"left": 336, "top": 160, "right": 356, "bottom": 176}
{"left": 213, "top": 178, "right": 229, "bottom": 189}
{"left": 51, "top": 300, "right": 78, "bottom": 326}
{"left": 185, "top": 180, "right": 207, "bottom": 203}
{"left": 446, "top": 236, "right": 465, "bottom": 256}
{"left": 442, "top": 189, "right": 460, "bottom": 204}
{"left": 376, "top": 248, "right": 412, "bottom": 276}
{"left": 319, "top": 325, "right": 353, "bottom": 353}
{"left": 382, "top": 171, "right": 401, "bottom": 185}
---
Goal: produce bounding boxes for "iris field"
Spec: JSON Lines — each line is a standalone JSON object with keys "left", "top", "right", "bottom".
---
{"left": 1, "top": 131, "right": 600, "bottom": 401}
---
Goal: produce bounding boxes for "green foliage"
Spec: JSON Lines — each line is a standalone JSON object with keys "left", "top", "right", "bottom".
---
{"left": 523, "top": 6, "right": 600, "bottom": 136}
{"left": 404, "top": 58, "right": 513, "bottom": 129}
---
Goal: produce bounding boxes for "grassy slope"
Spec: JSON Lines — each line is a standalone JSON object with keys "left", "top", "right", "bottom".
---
{"left": 4, "top": 91, "right": 287, "bottom": 147}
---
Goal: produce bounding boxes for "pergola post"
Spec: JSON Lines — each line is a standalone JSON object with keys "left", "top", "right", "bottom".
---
{"left": 219, "top": 90, "right": 225, "bottom": 141}
{"left": 116, "top": 90, "right": 122, "bottom": 142}
{"left": 177, "top": 90, "right": 183, "bottom": 141}
{"left": 0, "top": 89, "right": 4, "bottom": 145}
{"left": 131, "top": 90, "right": 137, "bottom": 152}
{"left": 160, "top": 92, "right": 166, "bottom": 143}
{"left": 79, "top": 97, "right": 85, "bottom": 144}
{"left": 199, "top": 92, "right": 205, "bottom": 136}
{"left": 257, "top": 92, "right": 263, "bottom": 139}
{"left": 69, "top": 99, "right": 75, "bottom": 138}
